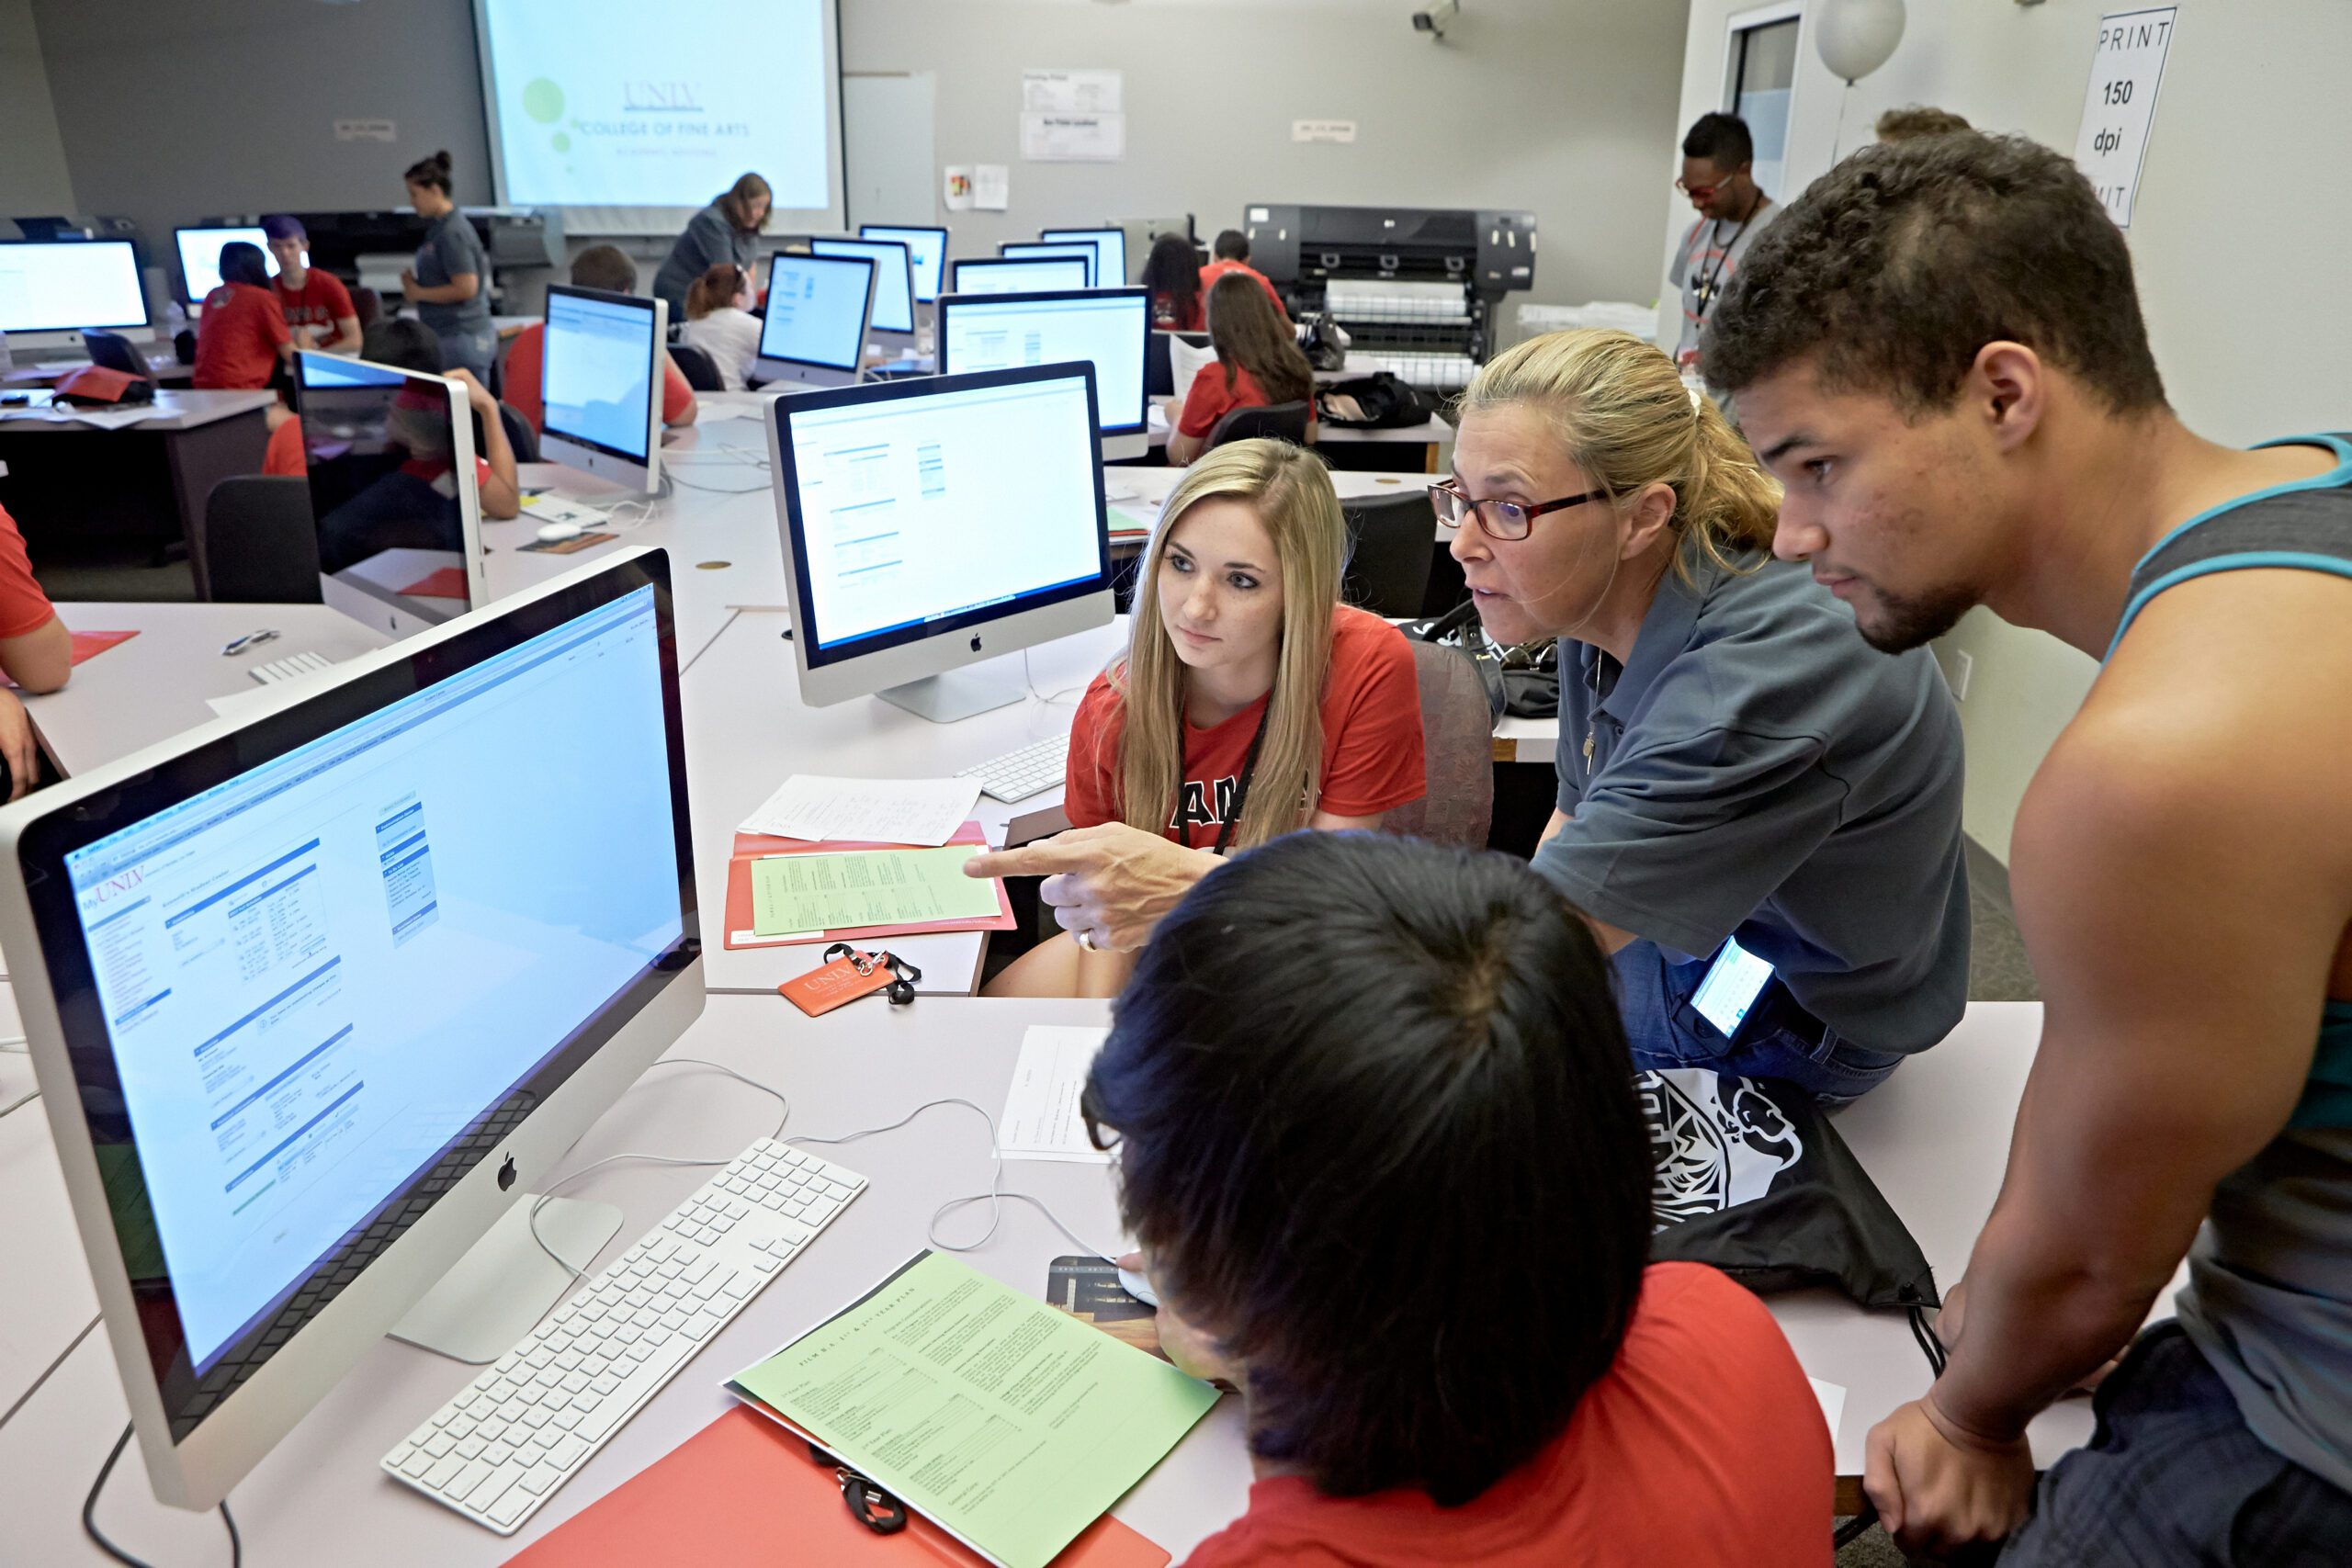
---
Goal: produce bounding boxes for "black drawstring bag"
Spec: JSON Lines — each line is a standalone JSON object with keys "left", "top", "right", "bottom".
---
{"left": 1314, "top": 370, "right": 1433, "bottom": 429}
{"left": 1404, "top": 600, "right": 1559, "bottom": 720}
{"left": 1639, "top": 1067, "right": 1939, "bottom": 1312}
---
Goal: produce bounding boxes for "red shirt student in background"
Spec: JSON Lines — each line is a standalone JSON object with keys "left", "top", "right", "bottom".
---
{"left": 1079, "top": 829, "right": 1834, "bottom": 1568}
{"left": 0, "top": 502, "right": 73, "bottom": 800}
{"left": 1142, "top": 231, "right": 1204, "bottom": 333}
{"left": 1200, "top": 229, "right": 1290, "bottom": 323}
{"left": 1169, "top": 275, "right": 1319, "bottom": 466}
{"left": 503, "top": 243, "right": 697, "bottom": 434}
{"left": 192, "top": 242, "right": 291, "bottom": 390}
{"left": 986, "top": 440, "right": 1423, "bottom": 999}
{"left": 262, "top": 214, "right": 361, "bottom": 355}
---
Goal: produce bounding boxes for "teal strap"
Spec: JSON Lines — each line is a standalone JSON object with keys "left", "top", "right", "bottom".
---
{"left": 2105, "top": 553, "right": 2352, "bottom": 663}
{"left": 2289, "top": 1003, "right": 2352, "bottom": 1131}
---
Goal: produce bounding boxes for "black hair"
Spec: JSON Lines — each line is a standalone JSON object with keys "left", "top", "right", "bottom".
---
{"left": 361, "top": 318, "right": 444, "bottom": 375}
{"left": 1084, "top": 832, "right": 1650, "bottom": 1506}
{"left": 217, "top": 242, "right": 270, "bottom": 290}
{"left": 403, "top": 149, "right": 454, "bottom": 195}
{"left": 1681, "top": 111, "right": 1754, "bottom": 170}
{"left": 1140, "top": 231, "right": 1201, "bottom": 321}
{"left": 1703, "top": 131, "right": 2167, "bottom": 414}
{"left": 1212, "top": 228, "right": 1250, "bottom": 262}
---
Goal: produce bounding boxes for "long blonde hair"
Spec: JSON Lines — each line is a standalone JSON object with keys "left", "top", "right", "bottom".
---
{"left": 1458, "top": 329, "right": 1781, "bottom": 585}
{"left": 1107, "top": 440, "right": 1346, "bottom": 852}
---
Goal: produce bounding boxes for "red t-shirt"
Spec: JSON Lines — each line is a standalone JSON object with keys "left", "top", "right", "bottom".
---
{"left": 271, "top": 270, "right": 355, "bottom": 338}
{"left": 1200, "top": 259, "right": 1290, "bottom": 321}
{"left": 1064, "top": 604, "right": 1423, "bottom": 847}
{"left": 1183, "top": 1264, "right": 1833, "bottom": 1568}
{"left": 192, "top": 283, "right": 290, "bottom": 389}
{"left": 1153, "top": 289, "right": 1205, "bottom": 333}
{"left": 0, "top": 503, "right": 59, "bottom": 640}
{"left": 264, "top": 414, "right": 491, "bottom": 492}
{"left": 1178, "top": 363, "right": 1316, "bottom": 442}
{"left": 503, "top": 321, "right": 695, "bottom": 433}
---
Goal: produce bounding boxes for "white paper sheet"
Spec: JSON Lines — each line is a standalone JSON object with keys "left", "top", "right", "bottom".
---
{"left": 973, "top": 164, "right": 1010, "bottom": 211}
{"left": 739, "top": 773, "right": 981, "bottom": 847}
{"left": 1810, "top": 1377, "right": 1847, "bottom": 1443}
{"left": 997, "top": 1025, "right": 1114, "bottom": 1163}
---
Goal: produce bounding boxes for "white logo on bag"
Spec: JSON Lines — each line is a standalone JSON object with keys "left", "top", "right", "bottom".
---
{"left": 1638, "top": 1069, "right": 1804, "bottom": 1228}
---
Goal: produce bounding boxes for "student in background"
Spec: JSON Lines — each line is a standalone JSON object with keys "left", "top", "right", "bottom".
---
{"left": 262, "top": 215, "right": 360, "bottom": 354}
{"left": 399, "top": 151, "right": 497, "bottom": 384}
{"left": 1166, "top": 275, "right": 1317, "bottom": 466}
{"left": 1141, "top": 231, "right": 1204, "bottom": 333}
{"left": 0, "top": 502, "right": 73, "bottom": 800}
{"left": 192, "top": 242, "right": 292, "bottom": 389}
{"left": 653, "top": 173, "right": 770, "bottom": 318}
{"left": 1199, "top": 229, "right": 1289, "bottom": 321}
{"left": 677, "top": 263, "right": 761, "bottom": 391}
{"left": 1668, "top": 112, "right": 1779, "bottom": 377}
{"left": 1875, "top": 105, "right": 1973, "bottom": 141}
{"left": 504, "top": 245, "right": 697, "bottom": 434}
{"left": 265, "top": 320, "right": 518, "bottom": 520}
{"left": 984, "top": 441, "right": 1422, "bottom": 998}
{"left": 1085, "top": 830, "right": 1833, "bottom": 1567}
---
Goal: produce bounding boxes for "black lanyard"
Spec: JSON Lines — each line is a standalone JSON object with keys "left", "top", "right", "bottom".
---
{"left": 1690, "top": 193, "right": 1761, "bottom": 321}
{"left": 1209, "top": 702, "right": 1274, "bottom": 858}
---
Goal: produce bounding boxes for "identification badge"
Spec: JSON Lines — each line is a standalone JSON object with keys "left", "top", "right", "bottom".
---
{"left": 779, "top": 949, "right": 899, "bottom": 1016}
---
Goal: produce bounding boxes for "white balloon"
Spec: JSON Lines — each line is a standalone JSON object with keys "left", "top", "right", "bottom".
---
{"left": 1815, "top": 0, "right": 1906, "bottom": 85}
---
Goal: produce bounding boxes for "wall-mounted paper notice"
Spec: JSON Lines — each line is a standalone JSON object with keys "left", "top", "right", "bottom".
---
{"left": 1021, "top": 113, "right": 1124, "bottom": 163}
{"left": 944, "top": 164, "right": 975, "bottom": 212}
{"left": 1293, "top": 119, "right": 1358, "bottom": 143}
{"left": 974, "top": 164, "right": 1011, "bottom": 210}
{"left": 1022, "top": 69, "right": 1122, "bottom": 115}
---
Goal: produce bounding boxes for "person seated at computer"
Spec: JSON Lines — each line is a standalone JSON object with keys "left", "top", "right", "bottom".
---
{"left": 1199, "top": 229, "right": 1289, "bottom": 322}
{"left": 1141, "top": 231, "right": 1204, "bottom": 333}
{"left": 398, "top": 151, "right": 498, "bottom": 385}
{"left": 0, "top": 502, "right": 73, "bottom": 799}
{"left": 984, "top": 440, "right": 1423, "bottom": 999}
{"left": 261, "top": 214, "right": 361, "bottom": 355}
{"left": 1164, "top": 275, "right": 1318, "bottom": 467}
{"left": 192, "top": 241, "right": 293, "bottom": 390}
{"left": 653, "top": 172, "right": 770, "bottom": 319}
{"left": 273, "top": 320, "right": 519, "bottom": 525}
{"left": 1083, "top": 830, "right": 1833, "bottom": 1566}
{"left": 505, "top": 245, "right": 698, "bottom": 434}
{"left": 676, "top": 263, "right": 761, "bottom": 391}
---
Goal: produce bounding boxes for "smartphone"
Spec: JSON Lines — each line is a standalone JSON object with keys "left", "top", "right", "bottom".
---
{"left": 1690, "top": 936, "right": 1776, "bottom": 1040}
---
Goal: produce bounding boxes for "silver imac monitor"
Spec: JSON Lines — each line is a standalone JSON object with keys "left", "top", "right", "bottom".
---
{"left": 174, "top": 225, "right": 304, "bottom": 305}
{"left": 0, "top": 550, "right": 701, "bottom": 1510}
{"left": 0, "top": 238, "right": 148, "bottom": 346}
{"left": 808, "top": 235, "right": 915, "bottom": 346}
{"left": 1040, "top": 227, "right": 1129, "bottom": 287}
{"left": 937, "top": 288, "right": 1150, "bottom": 461}
{"left": 947, "top": 254, "right": 1089, "bottom": 297}
{"left": 997, "top": 241, "right": 1098, "bottom": 287}
{"left": 538, "top": 283, "right": 668, "bottom": 494}
{"left": 753, "top": 251, "right": 876, "bottom": 389}
{"left": 765, "top": 362, "right": 1113, "bottom": 722}
{"left": 857, "top": 223, "right": 948, "bottom": 303}
{"left": 292, "top": 350, "right": 489, "bottom": 638}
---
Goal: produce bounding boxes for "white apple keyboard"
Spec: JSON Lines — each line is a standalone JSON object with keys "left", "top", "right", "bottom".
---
{"left": 956, "top": 732, "right": 1071, "bottom": 803}
{"left": 249, "top": 649, "right": 336, "bottom": 684}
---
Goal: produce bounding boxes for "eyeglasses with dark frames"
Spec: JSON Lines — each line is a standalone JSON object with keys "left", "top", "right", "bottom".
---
{"left": 1429, "top": 482, "right": 1608, "bottom": 541}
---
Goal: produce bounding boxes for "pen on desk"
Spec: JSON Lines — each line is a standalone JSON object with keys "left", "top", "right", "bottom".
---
{"left": 221, "top": 629, "right": 280, "bottom": 656}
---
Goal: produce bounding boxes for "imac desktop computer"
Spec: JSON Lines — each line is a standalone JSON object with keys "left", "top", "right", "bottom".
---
{"left": 174, "top": 225, "right": 303, "bottom": 306}
{"left": 0, "top": 552, "right": 701, "bottom": 1515}
{"left": 945, "top": 254, "right": 1089, "bottom": 298}
{"left": 808, "top": 236, "right": 915, "bottom": 354}
{"left": 936, "top": 288, "right": 1150, "bottom": 461}
{"left": 996, "top": 241, "right": 1098, "bottom": 287}
{"left": 765, "top": 362, "right": 1113, "bottom": 722}
{"left": 752, "top": 251, "right": 875, "bottom": 390}
{"left": 1039, "top": 227, "right": 1129, "bottom": 288}
{"left": 292, "top": 350, "right": 489, "bottom": 639}
{"left": 856, "top": 223, "right": 947, "bottom": 304}
{"left": 538, "top": 283, "right": 669, "bottom": 494}
{"left": 0, "top": 237, "right": 148, "bottom": 351}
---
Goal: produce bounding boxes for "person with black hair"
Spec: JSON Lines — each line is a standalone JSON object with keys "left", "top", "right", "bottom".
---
{"left": 1085, "top": 831, "right": 1830, "bottom": 1564}
{"left": 192, "top": 241, "right": 293, "bottom": 389}
{"left": 1141, "top": 231, "right": 1204, "bottom": 332}
{"left": 1165, "top": 275, "right": 1317, "bottom": 465}
{"left": 1667, "top": 112, "right": 1778, "bottom": 375}
{"left": 1199, "top": 228, "right": 1288, "bottom": 322}
{"left": 1707, "top": 131, "right": 2352, "bottom": 1561}
{"left": 399, "top": 151, "right": 497, "bottom": 383}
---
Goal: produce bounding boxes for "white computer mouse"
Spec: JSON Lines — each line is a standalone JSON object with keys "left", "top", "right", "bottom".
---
{"left": 1115, "top": 1265, "right": 1159, "bottom": 1308}
{"left": 535, "top": 521, "right": 582, "bottom": 543}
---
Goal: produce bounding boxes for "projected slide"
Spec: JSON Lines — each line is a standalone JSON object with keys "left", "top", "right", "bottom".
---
{"left": 477, "top": 0, "right": 833, "bottom": 211}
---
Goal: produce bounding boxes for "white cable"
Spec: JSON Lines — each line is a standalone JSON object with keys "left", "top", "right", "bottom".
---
{"left": 1021, "top": 648, "right": 1090, "bottom": 708}
{"left": 1, "top": 1088, "right": 40, "bottom": 1119}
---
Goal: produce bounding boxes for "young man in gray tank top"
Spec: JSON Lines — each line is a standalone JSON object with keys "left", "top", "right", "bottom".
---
{"left": 1706, "top": 134, "right": 2352, "bottom": 1562}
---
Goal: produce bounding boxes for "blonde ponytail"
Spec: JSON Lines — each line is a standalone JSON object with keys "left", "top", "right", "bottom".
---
{"left": 1458, "top": 329, "right": 1782, "bottom": 585}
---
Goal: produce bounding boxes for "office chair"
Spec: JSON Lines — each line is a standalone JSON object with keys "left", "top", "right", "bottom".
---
{"left": 1378, "top": 640, "right": 1495, "bottom": 850}
{"left": 202, "top": 476, "right": 322, "bottom": 604}
{"left": 1341, "top": 491, "right": 1438, "bottom": 617}
{"left": 498, "top": 401, "right": 539, "bottom": 463}
{"left": 669, "top": 344, "right": 725, "bottom": 393}
{"left": 1204, "top": 400, "right": 1312, "bottom": 451}
{"left": 82, "top": 331, "right": 153, "bottom": 379}
{"left": 1144, "top": 332, "right": 1173, "bottom": 398}
{"left": 351, "top": 286, "right": 383, "bottom": 331}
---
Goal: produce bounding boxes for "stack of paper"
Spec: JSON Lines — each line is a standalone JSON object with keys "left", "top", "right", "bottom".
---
{"left": 740, "top": 773, "right": 981, "bottom": 847}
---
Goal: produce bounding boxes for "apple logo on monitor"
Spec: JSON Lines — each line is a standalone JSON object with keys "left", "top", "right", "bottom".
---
{"left": 498, "top": 1155, "right": 517, "bottom": 1191}
{"left": 970, "top": 634, "right": 982, "bottom": 652}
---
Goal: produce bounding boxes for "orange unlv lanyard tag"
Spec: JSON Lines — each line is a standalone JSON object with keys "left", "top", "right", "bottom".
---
{"left": 779, "top": 950, "right": 898, "bottom": 1017}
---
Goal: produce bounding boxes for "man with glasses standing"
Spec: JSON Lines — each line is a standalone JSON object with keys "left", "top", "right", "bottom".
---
{"left": 1669, "top": 113, "right": 1780, "bottom": 381}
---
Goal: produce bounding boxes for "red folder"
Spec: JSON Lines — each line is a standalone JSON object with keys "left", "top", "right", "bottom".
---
{"left": 501, "top": 1404, "right": 1170, "bottom": 1568}
{"left": 720, "top": 820, "right": 1016, "bottom": 952}
{"left": 399, "top": 566, "right": 470, "bottom": 600}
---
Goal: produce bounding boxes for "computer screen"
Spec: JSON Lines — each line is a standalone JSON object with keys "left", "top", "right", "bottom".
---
{"left": 808, "top": 237, "right": 913, "bottom": 334}
{"left": 543, "top": 286, "right": 660, "bottom": 464}
{"left": 0, "top": 238, "right": 148, "bottom": 333}
{"left": 937, "top": 288, "right": 1149, "bottom": 436}
{"left": 295, "top": 352, "right": 480, "bottom": 626}
{"left": 45, "top": 578, "right": 684, "bottom": 1392}
{"left": 998, "top": 242, "right": 1097, "bottom": 287}
{"left": 948, "top": 255, "right": 1089, "bottom": 297}
{"left": 857, "top": 224, "right": 947, "bottom": 303}
{"left": 777, "top": 367, "right": 1107, "bottom": 664}
{"left": 1040, "top": 228, "right": 1127, "bottom": 288}
{"left": 175, "top": 226, "right": 303, "bottom": 303}
{"left": 759, "top": 253, "right": 875, "bottom": 371}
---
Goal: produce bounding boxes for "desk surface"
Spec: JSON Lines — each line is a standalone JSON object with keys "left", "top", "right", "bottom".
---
{"left": 0, "top": 388, "right": 274, "bottom": 433}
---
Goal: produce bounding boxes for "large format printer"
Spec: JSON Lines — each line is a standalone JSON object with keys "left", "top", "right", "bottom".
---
{"left": 232, "top": 208, "right": 563, "bottom": 304}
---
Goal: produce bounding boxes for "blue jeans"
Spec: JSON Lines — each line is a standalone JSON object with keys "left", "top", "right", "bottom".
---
{"left": 1611, "top": 940, "right": 1905, "bottom": 1106}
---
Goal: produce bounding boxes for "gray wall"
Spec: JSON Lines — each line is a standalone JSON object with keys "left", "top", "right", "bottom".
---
{"left": 0, "top": 0, "right": 74, "bottom": 219}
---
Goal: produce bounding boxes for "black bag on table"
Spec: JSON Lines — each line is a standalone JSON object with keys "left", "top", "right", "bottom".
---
{"left": 1403, "top": 600, "right": 1559, "bottom": 721}
{"left": 1314, "top": 370, "right": 1432, "bottom": 429}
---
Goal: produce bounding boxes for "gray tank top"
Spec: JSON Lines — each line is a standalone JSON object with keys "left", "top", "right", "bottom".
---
{"left": 2109, "top": 433, "right": 2352, "bottom": 1493}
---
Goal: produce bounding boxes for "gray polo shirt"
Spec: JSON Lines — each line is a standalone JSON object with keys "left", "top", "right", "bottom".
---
{"left": 1532, "top": 553, "right": 1970, "bottom": 1055}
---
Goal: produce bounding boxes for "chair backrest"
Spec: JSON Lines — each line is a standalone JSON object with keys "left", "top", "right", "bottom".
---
{"left": 1205, "top": 399, "right": 1311, "bottom": 451}
{"left": 1378, "top": 639, "right": 1494, "bottom": 850}
{"left": 82, "top": 331, "right": 150, "bottom": 378}
{"left": 202, "top": 475, "right": 322, "bottom": 604}
{"left": 498, "top": 400, "right": 539, "bottom": 463}
{"left": 1144, "top": 330, "right": 1173, "bottom": 398}
{"left": 351, "top": 285, "right": 383, "bottom": 330}
{"left": 1341, "top": 491, "right": 1438, "bottom": 618}
{"left": 668, "top": 342, "right": 724, "bottom": 392}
